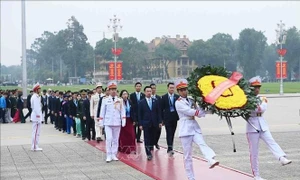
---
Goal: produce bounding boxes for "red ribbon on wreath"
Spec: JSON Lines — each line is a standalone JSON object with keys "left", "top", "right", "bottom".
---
{"left": 111, "top": 48, "right": 122, "bottom": 56}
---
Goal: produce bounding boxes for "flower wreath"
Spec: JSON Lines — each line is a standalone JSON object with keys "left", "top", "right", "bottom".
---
{"left": 187, "top": 65, "right": 258, "bottom": 119}
{"left": 187, "top": 65, "right": 260, "bottom": 152}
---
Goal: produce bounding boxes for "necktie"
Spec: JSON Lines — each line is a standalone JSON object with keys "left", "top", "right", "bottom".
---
{"left": 137, "top": 92, "right": 140, "bottom": 101}
{"left": 148, "top": 98, "right": 152, "bottom": 110}
{"left": 99, "top": 94, "right": 101, "bottom": 99}
{"left": 112, "top": 97, "right": 115, "bottom": 101}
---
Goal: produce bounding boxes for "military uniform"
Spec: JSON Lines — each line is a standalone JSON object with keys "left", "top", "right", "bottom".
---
{"left": 90, "top": 83, "right": 104, "bottom": 141}
{"left": 99, "top": 81, "right": 126, "bottom": 162}
{"left": 78, "top": 90, "right": 87, "bottom": 140}
{"left": 30, "top": 83, "right": 43, "bottom": 151}
{"left": 174, "top": 79, "right": 219, "bottom": 180}
{"left": 247, "top": 76, "right": 291, "bottom": 180}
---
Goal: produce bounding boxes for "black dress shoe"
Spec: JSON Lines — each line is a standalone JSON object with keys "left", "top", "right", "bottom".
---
{"left": 137, "top": 140, "right": 143, "bottom": 143}
{"left": 155, "top": 144, "right": 160, "bottom": 150}
{"left": 147, "top": 155, "right": 153, "bottom": 161}
{"left": 82, "top": 137, "right": 86, "bottom": 140}
{"left": 96, "top": 137, "right": 101, "bottom": 143}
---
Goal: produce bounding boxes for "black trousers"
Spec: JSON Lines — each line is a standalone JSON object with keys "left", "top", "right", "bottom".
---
{"left": 0, "top": 108, "right": 6, "bottom": 123}
{"left": 50, "top": 112, "right": 55, "bottom": 124}
{"left": 81, "top": 118, "right": 86, "bottom": 138}
{"left": 72, "top": 119, "right": 77, "bottom": 134}
{"left": 135, "top": 123, "right": 142, "bottom": 141}
{"left": 42, "top": 106, "right": 49, "bottom": 123}
{"left": 143, "top": 126, "right": 156, "bottom": 156}
{"left": 86, "top": 117, "right": 95, "bottom": 140}
{"left": 11, "top": 107, "right": 17, "bottom": 118}
{"left": 165, "top": 122, "right": 177, "bottom": 152}
{"left": 154, "top": 127, "right": 161, "bottom": 146}
{"left": 57, "top": 114, "right": 64, "bottom": 130}
{"left": 24, "top": 108, "right": 32, "bottom": 119}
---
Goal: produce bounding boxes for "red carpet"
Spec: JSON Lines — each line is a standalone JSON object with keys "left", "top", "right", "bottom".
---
{"left": 87, "top": 141, "right": 253, "bottom": 180}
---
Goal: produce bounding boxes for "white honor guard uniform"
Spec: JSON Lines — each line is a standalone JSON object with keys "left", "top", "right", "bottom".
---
{"left": 247, "top": 76, "right": 291, "bottom": 180}
{"left": 99, "top": 81, "right": 126, "bottom": 162}
{"left": 90, "top": 83, "right": 104, "bottom": 140}
{"left": 174, "top": 79, "right": 219, "bottom": 180}
{"left": 30, "top": 83, "right": 43, "bottom": 151}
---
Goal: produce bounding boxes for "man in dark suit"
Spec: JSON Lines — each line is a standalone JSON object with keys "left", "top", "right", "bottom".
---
{"left": 69, "top": 92, "right": 78, "bottom": 136}
{"left": 129, "top": 82, "right": 145, "bottom": 143}
{"left": 84, "top": 90, "right": 96, "bottom": 141}
{"left": 150, "top": 83, "right": 162, "bottom": 150}
{"left": 24, "top": 90, "right": 33, "bottom": 120}
{"left": 41, "top": 89, "right": 49, "bottom": 124}
{"left": 138, "top": 86, "right": 162, "bottom": 160}
{"left": 161, "top": 82, "right": 180, "bottom": 156}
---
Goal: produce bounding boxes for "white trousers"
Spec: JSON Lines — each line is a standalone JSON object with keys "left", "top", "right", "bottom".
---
{"left": 180, "top": 133, "right": 216, "bottom": 180}
{"left": 95, "top": 120, "right": 103, "bottom": 138}
{"left": 246, "top": 131, "right": 286, "bottom": 177}
{"left": 105, "top": 125, "right": 121, "bottom": 157}
{"left": 5, "top": 108, "right": 13, "bottom": 123}
{"left": 31, "top": 122, "right": 42, "bottom": 150}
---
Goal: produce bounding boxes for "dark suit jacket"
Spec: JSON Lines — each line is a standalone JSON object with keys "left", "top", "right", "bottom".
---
{"left": 138, "top": 97, "right": 162, "bottom": 127}
{"left": 130, "top": 92, "right": 145, "bottom": 122}
{"left": 69, "top": 100, "right": 77, "bottom": 117}
{"left": 41, "top": 95, "right": 48, "bottom": 109}
{"left": 53, "top": 97, "right": 61, "bottom": 113}
{"left": 161, "top": 93, "right": 179, "bottom": 126}
{"left": 27, "top": 94, "right": 32, "bottom": 108}
{"left": 17, "top": 97, "right": 24, "bottom": 110}
{"left": 83, "top": 99, "right": 91, "bottom": 118}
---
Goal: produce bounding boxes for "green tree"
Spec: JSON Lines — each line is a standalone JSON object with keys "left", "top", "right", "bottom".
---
{"left": 64, "top": 16, "right": 89, "bottom": 77}
{"left": 154, "top": 43, "right": 181, "bottom": 79}
{"left": 261, "top": 44, "right": 277, "bottom": 81}
{"left": 283, "top": 27, "right": 300, "bottom": 80}
{"left": 237, "top": 28, "right": 267, "bottom": 79}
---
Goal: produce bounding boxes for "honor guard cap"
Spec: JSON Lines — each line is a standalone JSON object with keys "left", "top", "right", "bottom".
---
{"left": 32, "top": 83, "right": 41, "bottom": 92}
{"left": 175, "top": 78, "right": 188, "bottom": 90}
{"left": 96, "top": 83, "right": 103, "bottom": 88}
{"left": 249, "top": 76, "right": 262, "bottom": 87}
{"left": 107, "top": 81, "right": 117, "bottom": 89}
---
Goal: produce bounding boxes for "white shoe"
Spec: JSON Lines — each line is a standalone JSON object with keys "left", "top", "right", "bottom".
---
{"left": 280, "top": 157, "right": 292, "bottom": 166}
{"left": 112, "top": 155, "right": 119, "bottom": 161}
{"left": 254, "top": 176, "right": 266, "bottom": 180}
{"left": 209, "top": 159, "right": 219, "bottom": 169}
{"left": 106, "top": 155, "right": 112, "bottom": 163}
{"left": 31, "top": 147, "right": 43, "bottom": 151}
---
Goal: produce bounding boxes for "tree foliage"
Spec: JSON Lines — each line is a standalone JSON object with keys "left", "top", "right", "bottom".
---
{"left": 154, "top": 43, "right": 181, "bottom": 79}
{"left": 237, "top": 28, "right": 267, "bottom": 79}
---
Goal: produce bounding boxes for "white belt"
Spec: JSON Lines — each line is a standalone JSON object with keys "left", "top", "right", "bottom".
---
{"left": 181, "top": 117, "right": 195, "bottom": 121}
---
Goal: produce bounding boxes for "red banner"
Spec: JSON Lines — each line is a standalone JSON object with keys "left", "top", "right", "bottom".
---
{"left": 108, "top": 62, "right": 122, "bottom": 80}
{"left": 275, "top": 61, "right": 287, "bottom": 79}
{"left": 108, "top": 62, "right": 115, "bottom": 80}
{"left": 116, "top": 62, "right": 123, "bottom": 80}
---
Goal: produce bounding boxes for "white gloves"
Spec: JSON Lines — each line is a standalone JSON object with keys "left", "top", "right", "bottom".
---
{"left": 98, "top": 120, "right": 104, "bottom": 127}
{"left": 121, "top": 119, "right": 126, "bottom": 127}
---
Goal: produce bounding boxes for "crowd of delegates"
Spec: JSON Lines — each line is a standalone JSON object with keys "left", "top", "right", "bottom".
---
{"left": 0, "top": 81, "right": 181, "bottom": 160}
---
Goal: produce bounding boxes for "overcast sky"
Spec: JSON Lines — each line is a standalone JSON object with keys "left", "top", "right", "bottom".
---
{"left": 1, "top": 1, "right": 300, "bottom": 66}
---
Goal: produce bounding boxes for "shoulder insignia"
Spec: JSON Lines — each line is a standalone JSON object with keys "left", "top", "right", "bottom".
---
{"left": 177, "top": 97, "right": 182, "bottom": 101}
{"left": 261, "top": 96, "right": 268, "bottom": 103}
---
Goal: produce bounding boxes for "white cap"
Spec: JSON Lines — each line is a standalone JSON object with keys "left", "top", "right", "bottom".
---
{"left": 174, "top": 78, "right": 188, "bottom": 89}
{"left": 249, "top": 76, "right": 262, "bottom": 87}
{"left": 107, "top": 81, "right": 117, "bottom": 89}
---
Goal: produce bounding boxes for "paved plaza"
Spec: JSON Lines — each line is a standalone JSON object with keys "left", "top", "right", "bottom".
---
{"left": 1, "top": 95, "right": 300, "bottom": 180}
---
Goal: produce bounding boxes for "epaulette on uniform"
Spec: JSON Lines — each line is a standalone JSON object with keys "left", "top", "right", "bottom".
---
{"left": 261, "top": 96, "right": 268, "bottom": 103}
{"left": 177, "top": 97, "right": 182, "bottom": 101}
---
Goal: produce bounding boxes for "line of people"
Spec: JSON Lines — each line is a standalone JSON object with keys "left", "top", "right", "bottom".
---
{"left": 0, "top": 89, "right": 33, "bottom": 123}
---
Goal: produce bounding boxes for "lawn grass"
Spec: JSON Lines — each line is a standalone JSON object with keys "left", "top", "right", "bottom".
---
{"left": 1, "top": 82, "right": 300, "bottom": 95}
